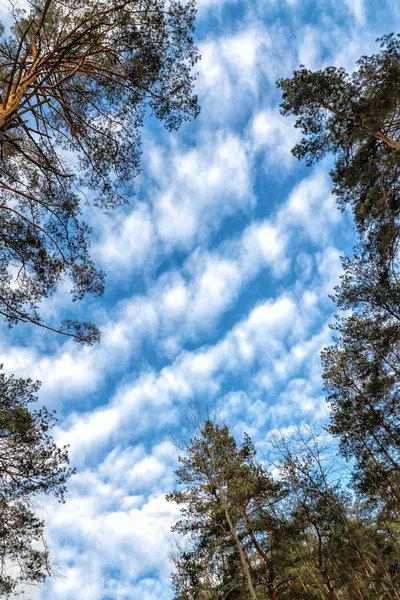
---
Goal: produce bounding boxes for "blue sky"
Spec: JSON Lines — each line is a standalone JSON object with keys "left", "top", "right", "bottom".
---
{"left": 1, "top": 0, "right": 400, "bottom": 598}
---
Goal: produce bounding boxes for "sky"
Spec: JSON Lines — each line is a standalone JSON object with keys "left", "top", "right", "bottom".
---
{"left": 1, "top": 0, "right": 400, "bottom": 598}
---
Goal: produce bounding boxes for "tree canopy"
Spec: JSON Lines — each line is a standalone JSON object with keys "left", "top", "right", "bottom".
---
{"left": 0, "top": 0, "right": 199, "bottom": 344}
{"left": 277, "top": 33, "right": 400, "bottom": 263}
{"left": 0, "top": 367, "right": 73, "bottom": 596}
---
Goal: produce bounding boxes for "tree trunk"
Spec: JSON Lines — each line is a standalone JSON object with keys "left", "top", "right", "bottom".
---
{"left": 267, "top": 583, "right": 278, "bottom": 600}
{"left": 0, "top": 69, "right": 39, "bottom": 139}
{"left": 243, "top": 508, "right": 278, "bottom": 600}
{"left": 224, "top": 506, "right": 258, "bottom": 600}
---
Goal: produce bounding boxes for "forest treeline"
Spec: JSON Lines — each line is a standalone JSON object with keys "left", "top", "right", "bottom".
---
{"left": 167, "top": 34, "right": 400, "bottom": 599}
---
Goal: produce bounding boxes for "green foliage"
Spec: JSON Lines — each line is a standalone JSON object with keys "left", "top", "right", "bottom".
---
{"left": 0, "top": 366, "right": 73, "bottom": 596}
{"left": 278, "top": 33, "right": 400, "bottom": 523}
{"left": 321, "top": 253, "right": 400, "bottom": 515}
{"left": 0, "top": 0, "right": 199, "bottom": 344}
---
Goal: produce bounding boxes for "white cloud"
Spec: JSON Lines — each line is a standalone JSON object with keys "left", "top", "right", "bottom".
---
{"left": 297, "top": 25, "right": 325, "bottom": 70}
{"left": 93, "top": 203, "right": 156, "bottom": 275}
{"left": 146, "top": 130, "right": 255, "bottom": 250}
{"left": 196, "top": 0, "right": 239, "bottom": 12}
{"left": 343, "top": 0, "right": 365, "bottom": 24}
{"left": 44, "top": 491, "right": 178, "bottom": 600}
{"left": 38, "top": 442, "right": 180, "bottom": 599}
{"left": 249, "top": 108, "right": 301, "bottom": 169}
{"left": 277, "top": 168, "right": 341, "bottom": 244}
{"left": 197, "top": 26, "right": 276, "bottom": 121}
{"left": 56, "top": 265, "right": 334, "bottom": 466}
{"left": 87, "top": 128, "right": 255, "bottom": 276}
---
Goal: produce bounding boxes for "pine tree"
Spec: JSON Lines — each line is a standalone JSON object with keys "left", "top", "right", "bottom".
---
{"left": 277, "top": 33, "right": 400, "bottom": 264}
{"left": 168, "top": 419, "right": 296, "bottom": 600}
{"left": 0, "top": 0, "right": 199, "bottom": 344}
{"left": 278, "top": 33, "right": 400, "bottom": 518}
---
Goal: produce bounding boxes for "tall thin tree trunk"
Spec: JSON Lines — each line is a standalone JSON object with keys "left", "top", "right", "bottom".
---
{"left": 206, "top": 436, "right": 258, "bottom": 600}
{"left": 243, "top": 508, "right": 278, "bottom": 600}
{"left": 223, "top": 506, "right": 258, "bottom": 600}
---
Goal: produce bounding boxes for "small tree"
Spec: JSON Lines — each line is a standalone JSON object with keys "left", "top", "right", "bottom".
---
{"left": 167, "top": 419, "right": 291, "bottom": 600}
{"left": 0, "top": 366, "right": 73, "bottom": 596}
{"left": 0, "top": 0, "right": 199, "bottom": 344}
